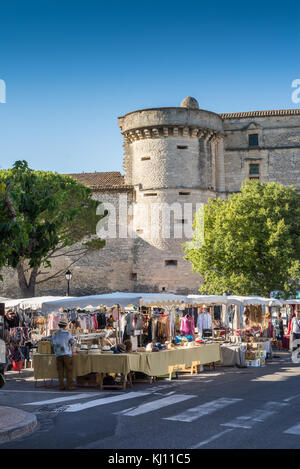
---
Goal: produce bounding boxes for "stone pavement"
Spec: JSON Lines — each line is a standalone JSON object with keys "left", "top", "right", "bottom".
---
{"left": 0, "top": 405, "right": 37, "bottom": 443}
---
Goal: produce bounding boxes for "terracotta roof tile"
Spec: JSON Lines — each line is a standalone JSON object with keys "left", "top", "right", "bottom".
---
{"left": 67, "top": 171, "right": 127, "bottom": 189}
{"left": 220, "top": 108, "right": 300, "bottom": 119}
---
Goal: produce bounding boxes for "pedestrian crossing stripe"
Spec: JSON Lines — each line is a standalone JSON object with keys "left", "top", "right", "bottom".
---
{"left": 24, "top": 392, "right": 101, "bottom": 406}
{"left": 221, "top": 401, "right": 288, "bottom": 429}
{"left": 65, "top": 391, "right": 151, "bottom": 412}
{"left": 164, "top": 398, "right": 243, "bottom": 422}
{"left": 116, "top": 394, "right": 196, "bottom": 416}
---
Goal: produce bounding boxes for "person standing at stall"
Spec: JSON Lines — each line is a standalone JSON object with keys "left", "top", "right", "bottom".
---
{"left": 51, "top": 318, "right": 75, "bottom": 391}
{"left": 291, "top": 310, "right": 300, "bottom": 355}
{"left": 275, "top": 312, "right": 284, "bottom": 351}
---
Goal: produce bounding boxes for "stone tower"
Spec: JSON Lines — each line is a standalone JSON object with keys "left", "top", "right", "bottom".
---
{"left": 118, "top": 97, "right": 226, "bottom": 293}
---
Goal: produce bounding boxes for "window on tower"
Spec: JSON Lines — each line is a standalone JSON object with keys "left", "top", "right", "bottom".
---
{"left": 165, "top": 260, "right": 178, "bottom": 266}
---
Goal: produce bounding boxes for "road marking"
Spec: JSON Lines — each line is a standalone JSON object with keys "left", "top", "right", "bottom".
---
{"left": 23, "top": 392, "right": 101, "bottom": 406}
{"left": 191, "top": 429, "right": 234, "bottom": 448}
{"left": 0, "top": 389, "right": 93, "bottom": 394}
{"left": 153, "top": 391, "right": 176, "bottom": 396}
{"left": 221, "top": 402, "right": 287, "bottom": 429}
{"left": 284, "top": 393, "right": 300, "bottom": 402}
{"left": 118, "top": 394, "right": 196, "bottom": 417}
{"left": 65, "top": 391, "right": 151, "bottom": 413}
{"left": 164, "top": 398, "right": 242, "bottom": 422}
{"left": 284, "top": 423, "right": 300, "bottom": 435}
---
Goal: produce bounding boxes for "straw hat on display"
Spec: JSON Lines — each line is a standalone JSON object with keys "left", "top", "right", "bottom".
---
{"left": 58, "top": 318, "right": 68, "bottom": 327}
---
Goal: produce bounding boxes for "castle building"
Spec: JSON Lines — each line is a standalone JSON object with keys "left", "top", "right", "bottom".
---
{"left": 1, "top": 97, "right": 300, "bottom": 297}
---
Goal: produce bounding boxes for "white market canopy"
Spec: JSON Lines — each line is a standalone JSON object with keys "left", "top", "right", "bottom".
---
{"left": 227, "top": 296, "right": 284, "bottom": 307}
{"left": 40, "top": 293, "right": 143, "bottom": 312}
{"left": 4, "top": 296, "right": 72, "bottom": 310}
{"left": 40, "top": 292, "right": 190, "bottom": 312}
{"left": 0, "top": 297, "right": 11, "bottom": 303}
{"left": 139, "top": 293, "right": 188, "bottom": 307}
{"left": 283, "top": 299, "right": 300, "bottom": 305}
{"left": 188, "top": 295, "right": 229, "bottom": 305}
{"left": 188, "top": 295, "right": 283, "bottom": 307}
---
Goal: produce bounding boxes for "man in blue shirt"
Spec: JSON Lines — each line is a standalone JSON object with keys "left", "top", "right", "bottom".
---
{"left": 51, "top": 318, "right": 75, "bottom": 390}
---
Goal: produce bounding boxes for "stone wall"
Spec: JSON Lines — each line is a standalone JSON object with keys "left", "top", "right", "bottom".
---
{"left": 131, "top": 187, "right": 216, "bottom": 294}
{"left": 0, "top": 190, "right": 136, "bottom": 298}
{"left": 223, "top": 114, "right": 300, "bottom": 192}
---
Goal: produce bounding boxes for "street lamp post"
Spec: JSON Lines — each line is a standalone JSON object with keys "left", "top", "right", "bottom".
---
{"left": 65, "top": 270, "right": 72, "bottom": 296}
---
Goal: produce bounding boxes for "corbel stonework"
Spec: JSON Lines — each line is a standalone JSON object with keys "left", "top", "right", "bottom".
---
{"left": 152, "top": 128, "right": 160, "bottom": 138}
{"left": 163, "top": 127, "right": 169, "bottom": 138}
{"left": 182, "top": 127, "right": 189, "bottom": 138}
{"left": 122, "top": 126, "right": 223, "bottom": 143}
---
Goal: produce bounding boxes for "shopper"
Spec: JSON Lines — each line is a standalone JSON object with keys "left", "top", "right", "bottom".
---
{"left": 51, "top": 318, "right": 75, "bottom": 391}
{"left": 275, "top": 312, "right": 284, "bottom": 351}
{"left": 291, "top": 310, "right": 300, "bottom": 355}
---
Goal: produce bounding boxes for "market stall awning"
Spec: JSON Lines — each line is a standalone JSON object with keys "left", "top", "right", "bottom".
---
{"left": 227, "top": 296, "right": 284, "bottom": 307}
{"left": 188, "top": 295, "right": 284, "bottom": 307}
{"left": 40, "top": 293, "right": 142, "bottom": 312}
{"left": 138, "top": 293, "right": 188, "bottom": 307}
{"left": 4, "top": 296, "right": 72, "bottom": 310}
{"left": 188, "top": 295, "right": 229, "bottom": 305}
{"left": 282, "top": 299, "right": 300, "bottom": 305}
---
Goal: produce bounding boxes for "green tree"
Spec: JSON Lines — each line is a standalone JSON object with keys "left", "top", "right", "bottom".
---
{"left": 0, "top": 161, "right": 106, "bottom": 297}
{"left": 184, "top": 180, "right": 300, "bottom": 298}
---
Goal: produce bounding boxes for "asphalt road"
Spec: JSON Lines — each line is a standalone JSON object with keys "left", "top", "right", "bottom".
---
{"left": 1, "top": 351, "right": 300, "bottom": 450}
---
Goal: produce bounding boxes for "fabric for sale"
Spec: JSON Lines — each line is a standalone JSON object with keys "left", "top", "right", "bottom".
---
{"left": 33, "top": 344, "right": 221, "bottom": 380}
{"left": 180, "top": 315, "right": 195, "bottom": 338}
{"left": 220, "top": 344, "right": 247, "bottom": 366}
{"left": 197, "top": 313, "right": 212, "bottom": 334}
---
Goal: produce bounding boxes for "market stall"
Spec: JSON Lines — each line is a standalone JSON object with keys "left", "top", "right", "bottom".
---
{"left": 2, "top": 296, "right": 69, "bottom": 371}
{"left": 188, "top": 295, "right": 281, "bottom": 367}
{"left": 30, "top": 292, "right": 224, "bottom": 389}
{"left": 281, "top": 300, "right": 300, "bottom": 350}
{"left": 33, "top": 343, "right": 221, "bottom": 390}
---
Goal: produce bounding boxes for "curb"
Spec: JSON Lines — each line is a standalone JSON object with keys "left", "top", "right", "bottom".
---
{"left": 0, "top": 407, "right": 37, "bottom": 444}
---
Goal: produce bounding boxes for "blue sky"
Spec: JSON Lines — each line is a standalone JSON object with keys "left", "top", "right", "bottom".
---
{"left": 0, "top": 0, "right": 299, "bottom": 173}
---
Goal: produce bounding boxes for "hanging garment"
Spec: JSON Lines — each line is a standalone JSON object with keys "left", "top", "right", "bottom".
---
{"left": 197, "top": 313, "right": 212, "bottom": 335}
{"left": 169, "top": 310, "right": 175, "bottom": 339}
{"left": 157, "top": 315, "right": 171, "bottom": 342}
{"left": 125, "top": 312, "right": 135, "bottom": 336}
{"left": 180, "top": 315, "right": 195, "bottom": 338}
{"left": 5, "top": 312, "right": 19, "bottom": 329}
{"left": 147, "top": 318, "right": 153, "bottom": 342}
{"left": 70, "top": 310, "right": 78, "bottom": 321}
{"left": 119, "top": 313, "right": 126, "bottom": 334}
{"left": 9, "top": 327, "right": 29, "bottom": 345}
{"left": 8, "top": 345, "right": 24, "bottom": 363}
{"left": 175, "top": 313, "right": 181, "bottom": 333}
{"left": 97, "top": 312, "right": 107, "bottom": 329}
{"left": 93, "top": 315, "right": 98, "bottom": 330}
{"left": 135, "top": 314, "right": 143, "bottom": 331}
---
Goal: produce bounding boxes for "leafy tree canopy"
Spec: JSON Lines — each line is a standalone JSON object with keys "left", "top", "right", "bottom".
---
{"left": 0, "top": 160, "right": 106, "bottom": 296}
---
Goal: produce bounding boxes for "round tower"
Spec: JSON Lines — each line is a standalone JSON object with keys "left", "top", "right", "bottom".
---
{"left": 118, "top": 97, "right": 224, "bottom": 191}
{"left": 118, "top": 97, "right": 225, "bottom": 293}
